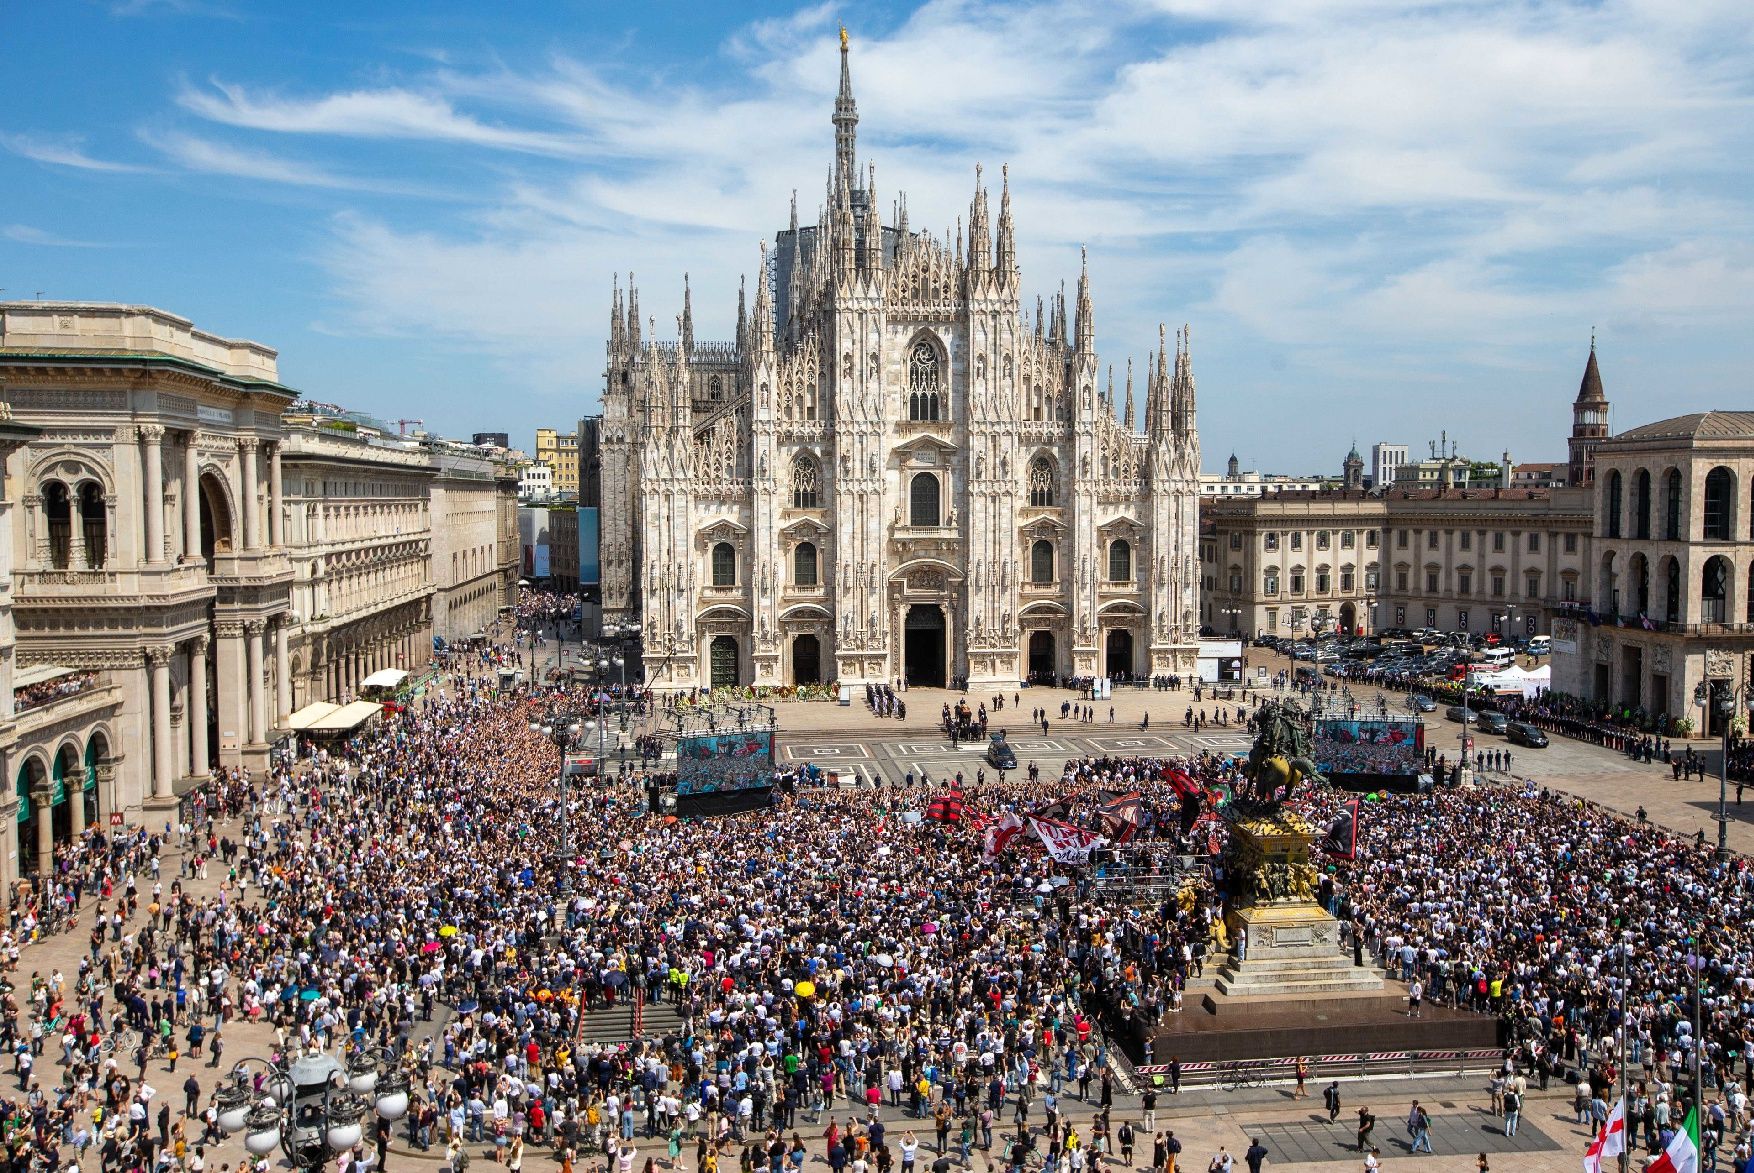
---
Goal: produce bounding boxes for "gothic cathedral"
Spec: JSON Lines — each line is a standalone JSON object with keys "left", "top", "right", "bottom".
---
{"left": 599, "top": 34, "right": 1201, "bottom": 691}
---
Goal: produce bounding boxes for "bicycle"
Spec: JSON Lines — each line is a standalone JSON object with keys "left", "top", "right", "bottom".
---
{"left": 99, "top": 1027, "right": 140, "bottom": 1057}
{"left": 1221, "top": 1060, "right": 1266, "bottom": 1091}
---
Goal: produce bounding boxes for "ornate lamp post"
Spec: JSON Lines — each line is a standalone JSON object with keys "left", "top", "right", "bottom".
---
{"left": 214, "top": 1048, "right": 409, "bottom": 1172}
{"left": 1693, "top": 680, "right": 1753, "bottom": 859}
{"left": 530, "top": 713, "right": 584, "bottom": 911}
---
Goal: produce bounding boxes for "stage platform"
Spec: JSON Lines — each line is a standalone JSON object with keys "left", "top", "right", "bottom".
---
{"left": 1147, "top": 985, "right": 1499, "bottom": 1064}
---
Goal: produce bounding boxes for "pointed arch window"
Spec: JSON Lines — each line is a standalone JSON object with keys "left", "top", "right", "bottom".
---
{"left": 909, "top": 473, "right": 941, "bottom": 527}
{"left": 1028, "top": 457, "right": 1056, "bottom": 507}
{"left": 907, "top": 341, "right": 942, "bottom": 421}
{"left": 790, "top": 455, "right": 821, "bottom": 509}
{"left": 1108, "top": 539, "right": 1132, "bottom": 583}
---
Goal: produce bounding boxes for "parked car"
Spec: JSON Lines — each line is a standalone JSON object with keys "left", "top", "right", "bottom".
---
{"left": 1445, "top": 705, "right": 1476, "bottom": 724}
{"left": 985, "top": 731, "right": 1017, "bottom": 770}
{"left": 1507, "top": 722, "right": 1550, "bottom": 748}
{"left": 1476, "top": 710, "right": 1510, "bottom": 734}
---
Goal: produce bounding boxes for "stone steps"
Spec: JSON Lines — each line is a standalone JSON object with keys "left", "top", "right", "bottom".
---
{"left": 1212, "top": 952, "right": 1388, "bottom": 997}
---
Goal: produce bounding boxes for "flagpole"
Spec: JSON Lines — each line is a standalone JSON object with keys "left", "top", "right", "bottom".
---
{"left": 1619, "top": 932, "right": 1629, "bottom": 1173}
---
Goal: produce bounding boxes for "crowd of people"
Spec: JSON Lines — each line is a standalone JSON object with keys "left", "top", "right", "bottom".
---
{"left": 12, "top": 672, "right": 100, "bottom": 715}
{"left": 10, "top": 596, "right": 1754, "bottom": 1173}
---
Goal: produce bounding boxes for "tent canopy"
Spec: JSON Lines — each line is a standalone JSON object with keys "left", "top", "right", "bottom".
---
{"left": 13, "top": 664, "right": 79, "bottom": 689}
{"left": 308, "top": 700, "right": 383, "bottom": 734}
{"left": 286, "top": 701, "right": 341, "bottom": 731}
{"left": 359, "top": 668, "right": 409, "bottom": 690}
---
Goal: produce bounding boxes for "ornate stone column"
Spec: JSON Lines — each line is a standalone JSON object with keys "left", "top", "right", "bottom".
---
{"left": 68, "top": 775, "right": 86, "bottom": 839}
{"left": 189, "top": 635, "right": 211, "bottom": 776}
{"left": 141, "top": 425, "right": 166, "bottom": 564}
{"left": 148, "top": 645, "right": 174, "bottom": 798}
{"left": 238, "top": 438, "right": 261, "bottom": 551}
{"left": 183, "top": 432, "right": 202, "bottom": 562}
{"left": 245, "top": 620, "right": 268, "bottom": 746}
{"left": 31, "top": 783, "right": 55, "bottom": 877}
{"left": 274, "top": 619, "right": 291, "bottom": 726}
{"left": 268, "top": 443, "right": 284, "bottom": 548}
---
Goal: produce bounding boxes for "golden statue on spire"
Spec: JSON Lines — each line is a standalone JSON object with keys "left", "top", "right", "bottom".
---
{"left": 840, "top": 25, "right": 848, "bottom": 50}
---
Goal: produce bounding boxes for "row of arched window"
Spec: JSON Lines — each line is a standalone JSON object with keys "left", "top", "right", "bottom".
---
{"left": 784, "top": 454, "right": 1066, "bottom": 512}
{"left": 1599, "top": 550, "right": 1754, "bottom": 625}
{"left": 705, "top": 538, "right": 1137, "bottom": 589}
{"left": 1604, "top": 465, "right": 1746, "bottom": 541}
{"left": 43, "top": 479, "right": 107, "bottom": 570}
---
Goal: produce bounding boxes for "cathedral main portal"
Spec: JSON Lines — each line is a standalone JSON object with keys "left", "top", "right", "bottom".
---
{"left": 904, "top": 604, "right": 947, "bottom": 688}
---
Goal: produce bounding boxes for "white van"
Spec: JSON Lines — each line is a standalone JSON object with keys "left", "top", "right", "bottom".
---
{"left": 1526, "top": 636, "right": 1551, "bottom": 657}
{"left": 1481, "top": 647, "right": 1516, "bottom": 668}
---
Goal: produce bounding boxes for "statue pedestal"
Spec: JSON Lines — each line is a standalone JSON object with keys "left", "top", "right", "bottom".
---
{"left": 1214, "top": 902, "right": 1385, "bottom": 996}
{"left": 1218, "top": 810, "right": 1385, "bottom": 997}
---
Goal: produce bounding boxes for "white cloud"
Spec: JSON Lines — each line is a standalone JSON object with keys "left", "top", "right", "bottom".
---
{"left": 2, "top": 224, "right": 104, "bottom": 248}
{"left": 1, "top": 132, "right": 147, "bottom": 173}
{"left": 177, "top": 79, "right": 587, "bottom": 157}
{"left": 99, "top": 0, "right": 1754, "bottom": 451}
{"left": 141, "top": 129, "right": 448, "bottom": 197}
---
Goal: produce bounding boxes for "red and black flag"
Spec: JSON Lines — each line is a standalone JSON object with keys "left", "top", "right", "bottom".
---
{"left": 925, "top": 790, "right": 966, "bottom": 823}
{"left": 1322, "top": 797, "right": 1361, "bottom": 859}
{"left": 1096, "top": 790, "right": 1144, "bottom": 844}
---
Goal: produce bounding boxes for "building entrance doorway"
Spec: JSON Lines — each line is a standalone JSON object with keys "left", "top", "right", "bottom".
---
{"left": 1339, "top": 602, "right": 1357, "bottom": 635}
{"left": 792, "top": 634, "right": 822, "bottom": 685}
{"left": 709, "top": 636, "right": 739, "bottom": 688}
{"left": 904, "top": 605, "right": 946, "bottom": 688}
{"left": 1027, "top": 631, "right": 1056, "bottom": 683}
{"left": 1105, "top": 630, "right": 1135, "bottom": 681}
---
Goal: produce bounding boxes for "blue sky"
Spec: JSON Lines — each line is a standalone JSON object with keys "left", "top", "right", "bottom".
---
{"left": 5, "top": 0, "right": 1751, "bottom": 471}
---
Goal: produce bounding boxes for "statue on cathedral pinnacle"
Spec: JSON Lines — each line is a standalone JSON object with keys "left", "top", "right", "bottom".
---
{"left": 841, "top": 25, "right": 848, "bottom": 49}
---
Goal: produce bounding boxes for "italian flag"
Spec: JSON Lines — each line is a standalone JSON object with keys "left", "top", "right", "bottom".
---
{"left": 1647, "top": 1106, "right": 1701, "bottom": 1173}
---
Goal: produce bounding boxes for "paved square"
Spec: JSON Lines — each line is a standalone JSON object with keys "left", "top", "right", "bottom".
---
{"left": 787, "top": 741, "right": 873, "bottom": 758}
{"left": 1249, "top": 1110, "right": 1561, "bottom": 1164}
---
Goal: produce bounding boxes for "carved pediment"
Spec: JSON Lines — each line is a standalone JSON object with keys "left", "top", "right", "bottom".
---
{"left": 779, "top": 517, "right": 831, "bottom": 538}
{"left": 893, "top": 433, "right": 959, "bottom": 462}
{"left": 1098, "top": 514, "right": 1144, "bottom": 535}
{"left": 697, "top": 518, "right": 750, "bottom": 545}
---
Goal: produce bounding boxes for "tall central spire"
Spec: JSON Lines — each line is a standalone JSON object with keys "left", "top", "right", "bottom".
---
{"left": 834, "top": 27, "right": 858, "bottom": 191}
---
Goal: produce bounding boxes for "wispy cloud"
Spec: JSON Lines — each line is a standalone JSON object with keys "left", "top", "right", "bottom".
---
{"left": 142, "top": 129, "right": 449, "bottom": 197}
{"left": 176, "top": 78, "right": 585, "bottom": 157}
{"left": 1, "top": 132, "right": 147, "bottom": 173}
{"left": 2, "top": 224, "right": 105, "bottom": 248}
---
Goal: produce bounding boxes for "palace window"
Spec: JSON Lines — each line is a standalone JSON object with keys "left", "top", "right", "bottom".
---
{"left": 793, "top": 541, "right": 818, "bottom": 587}
{"left": 1108, "top": 539, "right": 1132, "bottom": 582}
{"left": 909, "top": 473, "right": 941, "bottom": 527}
{"left": 711, "top": 542, "right": 736, "bottom": 587}
{"left": 1030, "top": 540, "right": 1055, "bottom": 584}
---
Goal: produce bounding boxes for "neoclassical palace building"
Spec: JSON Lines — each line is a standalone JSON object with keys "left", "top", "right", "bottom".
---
{"left": 600, "top": 36, "right": 1203, "bottom": 690}
{"left": 0, "top": 302, "right": 518, "bottom": 893}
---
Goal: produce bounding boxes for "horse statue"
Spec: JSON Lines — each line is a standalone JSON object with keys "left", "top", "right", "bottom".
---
{"left": 1239, "top": 698, "right": 1327, "bottom": 809}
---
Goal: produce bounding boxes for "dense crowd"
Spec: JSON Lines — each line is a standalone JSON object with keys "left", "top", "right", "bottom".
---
{"left": 12, "top": 673, "right": 101, "bottom": 715}
{"left": 11, "top": 602, "right": 1754, "bottom": 1173}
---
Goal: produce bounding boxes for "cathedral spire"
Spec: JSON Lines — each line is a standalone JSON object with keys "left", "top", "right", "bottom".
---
{"left": 680, "top": 272, "right": 694, "bottom": 356}
{"left": 1148, "top": 323, "right": 1172, "bottom": 438}
{"left": 967, "top": 164, "right": 990, "bottom": 277}
{"left": 736, "top": 275, "right": 748, "bottom": 352}
{"left": 627, "top": 273, "right": 641, "bottom": 351}
{"left": 1124, "top": 357, "right": 1135, "bottom": 431}
{"left": 833, "top": 26, "right": 859, "bottom": 192}
{"left": 610, "top": 273, "right": 624, "bottom": 355}
{"left": 1074, "top": 247, "right": 1094, "bottom": 355}
{"left": 995, "top": 164, "right": 1016, "bottom": 275}
{"left": 752, "top": 242, "right": 774, "bottom": 360}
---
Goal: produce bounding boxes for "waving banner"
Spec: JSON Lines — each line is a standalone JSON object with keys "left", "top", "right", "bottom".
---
{"left": 1029, "top": 817, "right": 1107, "bottom": 864}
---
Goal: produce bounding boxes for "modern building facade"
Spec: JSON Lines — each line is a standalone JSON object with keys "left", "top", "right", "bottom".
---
{"left": 1552, "top": 411, "right": 1754, "bottom": 732}
{"left": 599, "top": 36, "right": 1202, "bottom": 689}
{"left": 1371, "top": 443, "right": 1408, "bottom": 491}
{"left": 534, "top": 427, "right": 579, "bottom": 496}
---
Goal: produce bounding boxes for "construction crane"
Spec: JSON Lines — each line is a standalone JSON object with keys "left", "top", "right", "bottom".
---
{"left": 395, "top": 418, "right": 425, "bottom": 436}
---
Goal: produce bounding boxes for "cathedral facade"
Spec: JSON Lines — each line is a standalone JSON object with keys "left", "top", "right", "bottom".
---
{"left": 599, "top": 36, "right": 1202, "bottom": 691}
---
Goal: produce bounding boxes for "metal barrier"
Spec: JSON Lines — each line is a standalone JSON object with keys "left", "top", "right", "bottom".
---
{"left": 1132, "top": 1048, "right": 1503, "bottom": 1088}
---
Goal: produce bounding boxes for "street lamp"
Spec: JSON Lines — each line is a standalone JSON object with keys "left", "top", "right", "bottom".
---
{"left": 530, "top": 713, "right": 584, "bottom": 912}
{"left": 214, "top": 1049, "right": 409, "bottom": 1172}
{"left": 1692, "top": 680, "right": 1754, "bottom": 859}
{"left": 1220, "top": 605, "right": 1242, "bottom": 637}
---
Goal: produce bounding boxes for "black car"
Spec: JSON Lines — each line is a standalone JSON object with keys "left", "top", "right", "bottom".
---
{"left": 986, "top": 731, "right": 1018, "bottom": 770}
{"left": 1409, "top": 694, "right": 1437, "bottom": 713}
{"left": 1475, "top": 711, "right": 1509, "bottom": 734}
{"left": 1445, "top": 705, "right": 1476, "bottom": 724}
{"left": 1507, "top": 722, "right": 1549, "bottom": 748}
